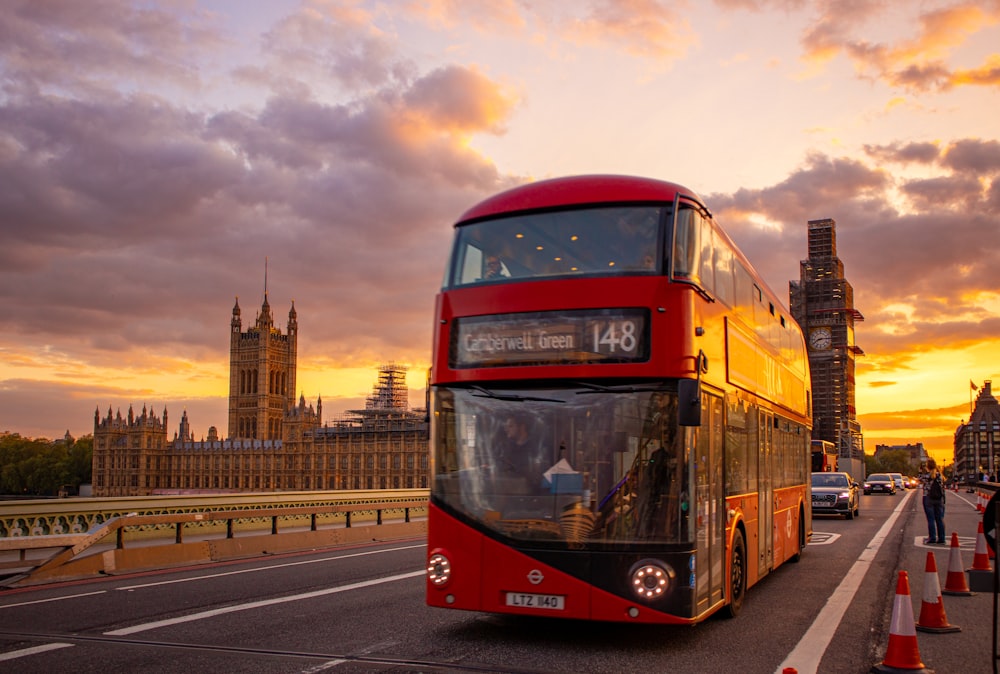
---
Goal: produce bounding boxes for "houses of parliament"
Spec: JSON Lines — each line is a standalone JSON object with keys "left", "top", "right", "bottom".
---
{"left": 91, "top": 290, "right": 429, "bottom": 497}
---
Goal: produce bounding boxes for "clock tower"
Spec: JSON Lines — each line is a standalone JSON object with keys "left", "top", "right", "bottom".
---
{"left": 790, "top": 218, "right": 865, "bottom": 472}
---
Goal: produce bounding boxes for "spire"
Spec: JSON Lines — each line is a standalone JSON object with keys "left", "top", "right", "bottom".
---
{"left": 262, "top": 257, "right": 270, "bottom": 308}
{"left": 258, "top": 260, "right": 272, "bottom": 329}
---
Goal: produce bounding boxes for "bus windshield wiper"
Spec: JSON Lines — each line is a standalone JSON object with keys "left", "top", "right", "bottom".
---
{"left": 469, "top": 386, "right": 564, "bottom": 403}
{"left": 574, "top": 382, "right": 671, "bottom": 395}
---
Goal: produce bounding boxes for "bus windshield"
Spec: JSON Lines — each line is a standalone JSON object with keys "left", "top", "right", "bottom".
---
{"left": 447, "top": 206, "right": 665, "bottom": 287}
{"left": 431, "top": 383, "right": 694, "bottom": 546}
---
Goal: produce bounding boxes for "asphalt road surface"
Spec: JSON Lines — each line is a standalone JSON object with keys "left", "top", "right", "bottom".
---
{"left": 0, "top": 488, "right": 995, "bottom": 673}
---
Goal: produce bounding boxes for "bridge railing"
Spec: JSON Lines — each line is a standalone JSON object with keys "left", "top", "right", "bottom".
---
{"left": 0, "top": 491, "right": 429, "bottom": 587}
{"left": 0, "top": 489, "right": 429, "bottom": 537}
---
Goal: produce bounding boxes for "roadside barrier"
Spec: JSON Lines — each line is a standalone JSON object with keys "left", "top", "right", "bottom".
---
{"left": 942, "top": 532, "right": 974, "bottom": 596}
{"left": 871, "top": 571, "right": 931, "bottom": 673}
{"left": 915, "top": 551, "right": 960, "bottom": 633}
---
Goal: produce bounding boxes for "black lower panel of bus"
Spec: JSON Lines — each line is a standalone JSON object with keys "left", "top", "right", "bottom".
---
{"left": 525, "top": 547, "right": 697, "bottom": 619}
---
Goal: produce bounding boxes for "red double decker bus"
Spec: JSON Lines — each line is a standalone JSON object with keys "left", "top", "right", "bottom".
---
{"left": 425, "top": 175, "right": 812, "bottom": 624}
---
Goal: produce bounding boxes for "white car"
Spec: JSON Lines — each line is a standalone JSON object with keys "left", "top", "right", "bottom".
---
{"left": 888, "top": 473, "right": 905, "bottom": 492}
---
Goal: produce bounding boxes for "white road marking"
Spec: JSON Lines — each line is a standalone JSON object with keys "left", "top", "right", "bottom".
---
{"left": 105, "top": 570, "right": 424, "bottom": 636}
{"left": 0, "top": 590, "right": 106, "bottom": 609}
{"left": 0, "top": 642, "right": 74, "bottom": 661}
{"left": 807, "top": 532, "right": 840, "bottom": 546}
{"left": 776, "top": 489, "right": 915, "bottom": 674}
{"left": 116, "top": 543, "right": 425, "bottom": 590}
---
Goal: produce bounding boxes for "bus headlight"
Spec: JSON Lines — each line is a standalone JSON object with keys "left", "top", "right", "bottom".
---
{"left": 427, "top": 553, "right": 452, "bottom": 587}
{"left": 629, "top": 560, "right": 674, "bottom": 600}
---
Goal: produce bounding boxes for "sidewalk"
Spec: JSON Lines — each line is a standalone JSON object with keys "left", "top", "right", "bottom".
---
{"left": 892, "top": 486, "right": 998, "bottom": 674}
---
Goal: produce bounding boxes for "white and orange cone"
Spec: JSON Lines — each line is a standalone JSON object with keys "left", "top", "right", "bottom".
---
{"left": 942, "top": 532, "right": 974, "bottom": 596}
{"left": 871, "top": 571, "right": 931, "bottom": 673}
{"left": 970, "top": 522, "right": 993, "bottom": 572}
{"left": 916, "top": 551, "right": 960, "bottom": 633}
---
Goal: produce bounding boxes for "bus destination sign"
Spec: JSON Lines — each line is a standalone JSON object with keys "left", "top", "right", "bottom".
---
{"left": 450, "top": 308, "right": 649, "bottom": 368}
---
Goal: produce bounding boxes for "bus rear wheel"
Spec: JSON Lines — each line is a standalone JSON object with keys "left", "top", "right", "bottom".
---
{"left": 722, "top": 529, "right": 746, "bottom": 619}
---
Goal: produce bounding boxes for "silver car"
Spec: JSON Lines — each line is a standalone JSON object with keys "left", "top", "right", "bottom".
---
{"left": 811, "top": 472, "right": 860, "bottom": 519}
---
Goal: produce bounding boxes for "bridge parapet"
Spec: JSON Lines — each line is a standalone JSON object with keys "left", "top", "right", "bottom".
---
{"left": 0, "top": 491, "right": 428, "bottom": 587}
{"left": 0, "top": 489, "right": 428, "bottom": 537}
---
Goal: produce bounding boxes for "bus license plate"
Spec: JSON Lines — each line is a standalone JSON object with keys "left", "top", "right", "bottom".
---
{"left": 505, "top": 592, "right": 565, "bottom": 610}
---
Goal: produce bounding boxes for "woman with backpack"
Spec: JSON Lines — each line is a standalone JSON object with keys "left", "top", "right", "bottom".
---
{"left": 922, "top": 457, "right": 946, "bottom": 544}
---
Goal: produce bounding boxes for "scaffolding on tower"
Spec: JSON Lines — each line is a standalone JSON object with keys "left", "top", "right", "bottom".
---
{"left": 365, "top": 362, "right": 409, "bottom": 411}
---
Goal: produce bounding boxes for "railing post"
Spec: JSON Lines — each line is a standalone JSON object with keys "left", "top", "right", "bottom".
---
{"left": 345, "top": 512, "right": 351, "bottom": 528}
{"left": 271, "top": 515, "right": 278, "bottom": 535}
{"left": 310, "top": 513, "right": 317, "bottom": 531}
{"left": 405, "top": 507, "right": 411, "bottom": 523}
{"left": 176, "top": 522, "right": 183, "bottom": 544}
{"left": 117, "top": 526, "right": 125, "bottom": 549}
{"left": 377, "top": 508, "right": 383, "bottom": 525}
{"left": 227, "top": 518, "right": 234, "bottom": 539}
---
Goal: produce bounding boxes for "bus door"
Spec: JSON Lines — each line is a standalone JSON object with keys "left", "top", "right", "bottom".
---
{"left": 694, "top": 393, "right": 725, "bottom": 614}
{"left": 758, "top": 410, "right": 773, "bottom": 573}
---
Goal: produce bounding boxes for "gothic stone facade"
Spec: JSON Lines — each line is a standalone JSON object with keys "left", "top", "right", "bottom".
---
{"left": 92, "top": 295, "right": 428, "bottom": 497}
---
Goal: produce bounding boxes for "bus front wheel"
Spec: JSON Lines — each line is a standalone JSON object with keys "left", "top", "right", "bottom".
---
{"left": 722, "top": 529, "right": 746, "bottom": 619}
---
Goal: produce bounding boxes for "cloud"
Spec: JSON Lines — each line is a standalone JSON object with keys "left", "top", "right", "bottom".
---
{"left": 0, "top": 2, "right": 524, "bottom": 417}
{"left": 0, "top": 0, "right": 224, "bottom": 97}
{"left": 800, "top": 1, "right": 1000, "bottom": 91}
{"left": 259, "top": 0, "right": 414, "bottom": 92}
{"left": 406, "top": 0, "right": 699, "bottom": 64}
{"left": 706, "top": 141, "right": 1000, "bottom": 369}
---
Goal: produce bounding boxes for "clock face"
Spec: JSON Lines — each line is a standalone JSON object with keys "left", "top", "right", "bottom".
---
{"left": 809, "top": 327, "right": 832, "bottom": 350}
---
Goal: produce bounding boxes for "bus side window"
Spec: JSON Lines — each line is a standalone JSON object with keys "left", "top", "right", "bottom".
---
{"left": 672, "top": 207, "right": 699, "bottom": 281}
{"left": 697, "top": 214, "right": 715, "bottom": 295}
{"left": 714, "top": 238, "right": 735, "bottom": 307}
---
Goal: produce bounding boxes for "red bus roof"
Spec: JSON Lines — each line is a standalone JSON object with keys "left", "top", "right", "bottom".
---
{"left": 457, "top": 175, "right": 705, "bottom": 224}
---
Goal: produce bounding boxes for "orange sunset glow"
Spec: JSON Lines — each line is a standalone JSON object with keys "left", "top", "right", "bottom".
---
{"left": 1, "top": 1, "right": 998, "bottom": 468}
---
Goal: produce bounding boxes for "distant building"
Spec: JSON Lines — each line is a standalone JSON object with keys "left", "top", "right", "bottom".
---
{"left": 789, "top": 218, "right": 865, "bottom": 467}
{"left": 873, "top": 443, "right": 929, "bottom": 467}
{"left": 954, "top": 381, "right": 1000, "bottom": 482}
{"left": 92, "top": 291, "right": 428, "bottom": 497}
{"left": 228, "top": 294, "right": 298, "bottom": 441}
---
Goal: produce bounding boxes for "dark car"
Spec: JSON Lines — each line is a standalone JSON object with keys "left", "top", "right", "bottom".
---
{"left": 864, "top": 473, "right": 896, "bottom": 495}
{"left": 811, "top": 472, "right": 860, "bottom": 519}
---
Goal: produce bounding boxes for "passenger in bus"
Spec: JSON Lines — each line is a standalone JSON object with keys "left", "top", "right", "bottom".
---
{"left": 493, "top": 413, "right": 544, "bottom": 488}
{"left": 483, "top": 254, "right": 512, "bottom": 280}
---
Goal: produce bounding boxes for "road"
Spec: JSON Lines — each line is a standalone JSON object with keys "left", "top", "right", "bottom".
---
{"left": 0, "top": 488, "right": 994, "bottom": 673}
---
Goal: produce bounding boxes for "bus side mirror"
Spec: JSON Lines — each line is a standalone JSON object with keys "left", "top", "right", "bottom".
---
{"left": 677, "top": 379, "right": 701, "bottom": 427}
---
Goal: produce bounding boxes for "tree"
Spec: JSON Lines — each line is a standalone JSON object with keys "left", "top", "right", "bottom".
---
{"left": 0, "top": 433, "right": 93, "bottom": 496}
{"left": 864, "top": 450, "right": 916, "bottom": 477}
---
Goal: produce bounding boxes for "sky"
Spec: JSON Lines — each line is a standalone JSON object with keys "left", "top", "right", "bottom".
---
{"left": 1, "top": 0, "right": 998, "bottom": 465}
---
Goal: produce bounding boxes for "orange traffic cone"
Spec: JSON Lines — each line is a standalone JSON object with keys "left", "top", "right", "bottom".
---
{"left": 872, "top": 571, "right": 930, "bottom": 673}
{"left": 942, "top": 532, "right": 974, "bottom": 596}
{"left": 916, "top": 551, "right": 960, "bottom": 633}
{"left": 970, "top": 522, "right": 992, "bottom": 571}
{"left": 977, "top": 490, "right": 985, "bottom": 513}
